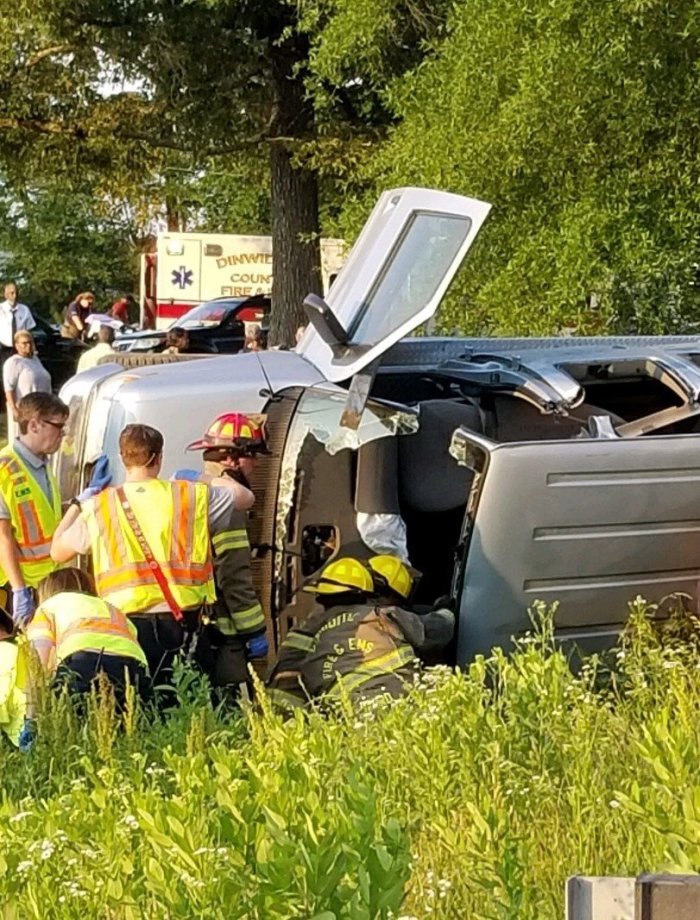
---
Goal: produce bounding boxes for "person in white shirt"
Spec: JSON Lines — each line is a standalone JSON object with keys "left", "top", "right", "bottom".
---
{"left": 76, "top": 325, "right": 116, "bottom": 373}
{"left": 0, "top": 283, "right": 35, "bottom": 353}
{"left": 3, "top": 332, "right": 52, "bottom": 442}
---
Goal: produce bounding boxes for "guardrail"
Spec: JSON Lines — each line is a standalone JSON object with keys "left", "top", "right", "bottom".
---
{"left": 567, "top": 875, "right": 700, "bottom": 919}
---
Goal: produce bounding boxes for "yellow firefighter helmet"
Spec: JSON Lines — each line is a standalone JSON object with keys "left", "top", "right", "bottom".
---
{"left": 368, "top": 555, "right": 417, "bottom": 601}
{"left": 304, "top": 557, "right": 374, "bottom": 595}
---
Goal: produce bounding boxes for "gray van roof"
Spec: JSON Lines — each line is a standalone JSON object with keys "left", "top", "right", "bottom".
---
{"left": 101, "top": 350, "right": 325, "bottom": 405}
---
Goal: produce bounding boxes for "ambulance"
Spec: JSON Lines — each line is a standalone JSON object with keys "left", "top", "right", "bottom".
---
{"left": 140, "top": 233, "right": 346, "bottom": 328}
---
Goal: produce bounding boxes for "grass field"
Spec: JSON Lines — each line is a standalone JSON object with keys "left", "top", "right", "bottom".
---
{"left": 0, "top": 603, "right": 698, "bottom": 918}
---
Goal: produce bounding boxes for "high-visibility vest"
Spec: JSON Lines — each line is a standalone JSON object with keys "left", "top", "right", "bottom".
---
{"left": 0, "top": 446, "right": 62, "bottom": 587}
{"left": 28, "top": 592, "right": 148, "bottom": 668}
{"left": 0, "top": 638, "right": 29, "bottom": 746}
{"left": 82, "top": 479, "right": 216, "bottom": 615}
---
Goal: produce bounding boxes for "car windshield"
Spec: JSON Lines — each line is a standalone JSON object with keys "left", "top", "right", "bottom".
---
{"left": 171, "top": 299, "right": 243, "bottom": 330}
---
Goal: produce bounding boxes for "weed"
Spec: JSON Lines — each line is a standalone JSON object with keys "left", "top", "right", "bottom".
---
{"left": 0, "top": 602, "right": 698, "bottom": 917}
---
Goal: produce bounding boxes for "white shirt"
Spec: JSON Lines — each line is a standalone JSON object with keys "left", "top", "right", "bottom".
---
{"left": 77, "top": 342, "right": 115, "bottom": 373}
{"left": 0, "top": 301, "right": 36, "bottom": 348}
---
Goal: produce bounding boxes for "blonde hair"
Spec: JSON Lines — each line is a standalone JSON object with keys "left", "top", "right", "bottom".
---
{"left": 37, "top": 567, "right": 96, "bottom": 605}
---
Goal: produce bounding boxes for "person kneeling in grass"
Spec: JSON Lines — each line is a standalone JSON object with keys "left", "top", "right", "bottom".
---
{"left": 27, "top": 568, "right": 149, "bottom": 705}
{"left": 0, "top": 604, "right": 32, "bottom": 749}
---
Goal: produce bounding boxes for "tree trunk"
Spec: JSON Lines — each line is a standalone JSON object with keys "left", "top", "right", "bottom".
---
{"left": 269, "top": 146, "right": 321, "bottom": 347}
{"left": 267, "top": 37, "right": 322, "bottom": 349}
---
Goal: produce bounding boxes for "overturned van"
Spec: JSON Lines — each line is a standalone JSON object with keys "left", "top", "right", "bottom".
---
{"left": 56, "top": 187, "right": 700, "bottom": 664}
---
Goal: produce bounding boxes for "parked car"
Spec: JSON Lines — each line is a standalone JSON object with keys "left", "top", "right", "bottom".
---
{"left": 113, "top": 295, "right": 270, "bottom": 354}
{"left": 31, "top": 314, "right": 88, "bottom": 390}
{"left": 55, "top": 187, "right": 700, "bottom": 668}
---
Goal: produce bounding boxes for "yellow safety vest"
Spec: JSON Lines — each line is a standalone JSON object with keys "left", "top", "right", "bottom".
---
{"left": 0, "top": 446, "right": 62, "bottom": 587}
{"left": 0, "top": 638, "right": 29, "bottom": 746}
{"left": 28, "top": 592, "right": 147, "bottom": 668}
{"left": 82, "top": 480, "right": 216, "bottom": 615}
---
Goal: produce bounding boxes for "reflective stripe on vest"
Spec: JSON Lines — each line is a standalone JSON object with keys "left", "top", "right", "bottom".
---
{"left": 325, "top": 645, "right": 416, "bottom": 698}
{"left": 0, "top": 447, "right": 61, "bottom": 587}
{"left": 31, "top": 593, "right": 148, "bottom": 667}
{"left": 83, "top": 480, "right": 215, "bottom": 614}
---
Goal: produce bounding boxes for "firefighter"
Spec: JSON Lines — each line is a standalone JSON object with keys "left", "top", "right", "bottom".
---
{"left": 266, "top": 555, "right": 454, "bottom": 710}
{"left": 182, "top": 412, "right": 269, "bottom": 695}
{"left": 50, "top": 423, "right": 255, "bottom": 686}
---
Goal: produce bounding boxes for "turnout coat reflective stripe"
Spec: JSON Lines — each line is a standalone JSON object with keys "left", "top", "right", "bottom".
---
{"left": 211, "top": 507, "right": 264, "bottom": 638}
{"left": 266, "top": 603, "right": 422, "bottom": 707}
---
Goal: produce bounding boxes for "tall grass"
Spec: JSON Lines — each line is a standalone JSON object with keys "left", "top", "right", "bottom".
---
{"left": 1, "top": 602, "right": 699, "bottom": 919}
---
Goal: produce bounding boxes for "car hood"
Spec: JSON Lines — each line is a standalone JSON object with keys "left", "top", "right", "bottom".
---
{"left": 115, "top": 329, "right": 166, "bottom": 344}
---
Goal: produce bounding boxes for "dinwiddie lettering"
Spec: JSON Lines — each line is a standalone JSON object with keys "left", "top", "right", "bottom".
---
{"left": 215, "top": 253, "right": 273, "bottom": 268}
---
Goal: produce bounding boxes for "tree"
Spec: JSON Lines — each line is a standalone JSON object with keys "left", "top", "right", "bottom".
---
{"left": 0, "top": 176, "right": 138, "bottom": 318}
{"left": 305, "top": 0, "right": 700, "bottom": 336}
{"left": 0, "top": 0, "right": 352, "bottom": 343}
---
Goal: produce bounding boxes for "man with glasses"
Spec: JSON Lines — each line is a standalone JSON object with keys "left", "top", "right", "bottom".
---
{"left": 0, "top": 392, "right": 68, "bottom": 626}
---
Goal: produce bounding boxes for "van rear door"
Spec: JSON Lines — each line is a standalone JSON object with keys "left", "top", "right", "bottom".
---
{"left": 450, "top": 429, "right": 700, "bottom": 663}
{"left": 297, "top": 188, "right": 491, "bottom": 383}
{"left": 157, "top": 235, "right": 203, "bottom": 306}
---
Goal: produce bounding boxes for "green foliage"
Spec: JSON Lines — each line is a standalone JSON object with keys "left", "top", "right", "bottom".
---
{"left": 313, "top": 0, "right": 700, "bottom": 336}
{"left": 2, "top": 603, "right": 700, "bottom": 917}
{"left": 0, "top": 178, "right": 139, "bottom": 318}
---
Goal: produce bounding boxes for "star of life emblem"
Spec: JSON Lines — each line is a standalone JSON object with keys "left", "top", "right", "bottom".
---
{"left": 171, "top": 266, "right": 194, "bottom": 290}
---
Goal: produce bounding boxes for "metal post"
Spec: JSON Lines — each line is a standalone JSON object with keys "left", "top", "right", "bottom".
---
{"left": 636, "top": 874, "right": 700, "bottom": 920}
{"left": 566, "top": 877, "right": 635, "bottom": 920}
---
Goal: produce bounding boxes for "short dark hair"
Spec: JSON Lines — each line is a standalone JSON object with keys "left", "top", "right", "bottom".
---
{"left": 17, "top": 392, "right": 68, "bottom": 434}
{"left": 37, "top": 567, "right": 96, "bottom": 606}
{"left": 166, "top": 327, "right": 188, "bottom": 348}
{"left": 98, "top": 325, "right": 115, "bottom": 344}
{"left": 119, "top": 423, "right": 163, "bottom": 468}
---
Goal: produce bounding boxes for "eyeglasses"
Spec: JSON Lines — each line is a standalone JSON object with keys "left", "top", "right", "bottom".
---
{"left": 40, "top": 418, "right": 67, "bottom": 432}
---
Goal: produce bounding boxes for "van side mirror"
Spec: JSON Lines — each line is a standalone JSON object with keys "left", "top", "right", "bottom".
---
{"left": 303, "top": 294, "right": 349, "bottom": 349}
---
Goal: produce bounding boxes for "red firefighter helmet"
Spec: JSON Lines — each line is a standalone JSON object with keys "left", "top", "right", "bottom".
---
{"left": 187, "top": 412, "right": 268, "bottom": 454}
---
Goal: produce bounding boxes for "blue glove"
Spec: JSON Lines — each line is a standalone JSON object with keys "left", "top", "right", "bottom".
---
{"left": 246, "top": 635, "right": 269, "bottom": 659}
{"left": 12, "top": 587, "right": 35, "bottom": 628}
{"left": 77, "top": 454, "right": 112, "bottom": 502}
{"left": 18, "top": 717, "right": 37, "bottom": 753}
{"left": 172, "top": 469, "right": 202, "bottom": 482}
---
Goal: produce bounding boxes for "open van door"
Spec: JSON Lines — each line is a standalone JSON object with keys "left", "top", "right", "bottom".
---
{"left": 298, "top": 188, "right": 491, "bottom": 383}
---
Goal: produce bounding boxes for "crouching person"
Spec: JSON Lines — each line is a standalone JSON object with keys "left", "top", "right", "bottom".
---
{"left": 27, "top": 568, "right": 148, "bottom": 705}
{"left": 0, "top": 606, "right": 32, "bottom": 749}
{"left": 266, "top": 555, "right": 454, "bottom": 710}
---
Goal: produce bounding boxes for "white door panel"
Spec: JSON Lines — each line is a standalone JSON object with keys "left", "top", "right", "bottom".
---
{"left": 298, "top": 187, "right": 491, "bottom": 382}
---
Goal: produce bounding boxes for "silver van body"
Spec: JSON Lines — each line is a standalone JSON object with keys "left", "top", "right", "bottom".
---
{"left": 57, "top": 188, "right": 700, "bottom": 664}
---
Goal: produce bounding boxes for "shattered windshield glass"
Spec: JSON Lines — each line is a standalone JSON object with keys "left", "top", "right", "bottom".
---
{"left": 274, "top": 386, "right": 418, "bottom": 579}
{"left": 298, "top": 388, "right": 418, "bottom": 454}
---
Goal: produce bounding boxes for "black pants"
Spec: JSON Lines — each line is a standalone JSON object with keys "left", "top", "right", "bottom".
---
{"left": 196, "top": 626, "right": 250, "bottom": 704}
{"left": 56, "top": 651, "right": 148, "bottom": 706}
{"left": 128, "top": 609, "right": 205, "bottom": 689}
